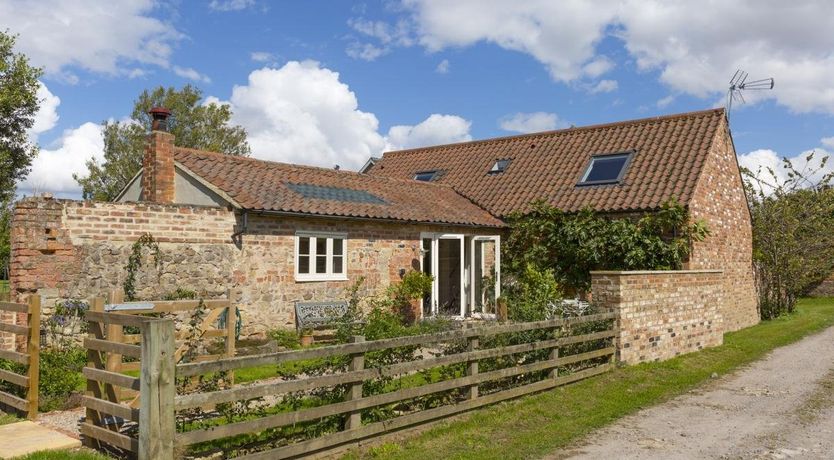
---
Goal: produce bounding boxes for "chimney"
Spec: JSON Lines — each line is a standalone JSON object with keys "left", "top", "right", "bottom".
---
{"left": 140, "top": 107, "right": 176, "bottom": 203}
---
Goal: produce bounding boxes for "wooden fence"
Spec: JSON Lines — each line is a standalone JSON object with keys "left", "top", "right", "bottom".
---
{"left": 0, "top": 295, "right": 40, "bottom": 420}
{"left": 110, "top": 311, "right": 615, "bottom": 459}
{"left": 80, "top": 295, "right": 235, "bottom": 457}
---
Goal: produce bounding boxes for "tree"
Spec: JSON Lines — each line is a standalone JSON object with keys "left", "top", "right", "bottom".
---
{"left": 0, "top": 31, "right": 41, "bottom": 203}
{"left": 743, "top": 153, "right": 834, "bottom": 319}
{"left": 75, "top": 85, "right": 250, "bottom": 201}
{"left": 0, "top": 31, "right": 42, "bottom": 281}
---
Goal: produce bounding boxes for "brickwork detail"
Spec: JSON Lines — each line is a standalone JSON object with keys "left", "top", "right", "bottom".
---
{"left": 10, "top": 197, "right": 494, "bottom": 338}
{"left": 140, "top": 131, "right": 175, "bottom": 203}
{"left": 591, "top": 270, "right": 724, "bottom": 364}
{"left": 686, "top": 118, "right": 759, "bottom": 331}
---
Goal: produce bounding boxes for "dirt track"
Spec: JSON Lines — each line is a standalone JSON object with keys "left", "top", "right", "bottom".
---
{"left": 552, "top": 325, "right": 834, "bottom": 460}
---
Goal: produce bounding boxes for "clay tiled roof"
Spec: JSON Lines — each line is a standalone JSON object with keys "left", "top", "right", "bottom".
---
{"left": 173, "top": 148, "right": 504, "bottom": 228}
{"left": 369, "top": 109, "right": 727, "bottom": 217}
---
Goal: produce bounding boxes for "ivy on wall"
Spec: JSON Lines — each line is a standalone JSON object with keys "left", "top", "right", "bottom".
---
{"left": 123, "top": 232, "right": 161, "bottom": 301}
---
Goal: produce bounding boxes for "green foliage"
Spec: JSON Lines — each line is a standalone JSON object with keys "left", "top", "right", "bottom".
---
{"left": 123, "top": 232, "right": 161, "bottom": 301}
{"left": 0, "top": 198, "right": 10, "bottom": 280}
{"left": 269, "top": 329, "right": 301, "bottom": 350}
{"left": 503, "top": 265, "right": 562, "bottom": 322}
{"left": 38, "top": 347, "right": 86, "bottom": 411}
{"left": 743, "top": 152, "right": 834, "bottom": 319}
{"left": 74, "top": 84, "right": 250, "bottom": 201}
{"left": 504, "top": 198, "right": 708, "bottom": 291}
{"left": 163, "top": 288, "right": 198, "bottom": 300}
{"left": 0, "top": 31, "right": 42, "bottom": 204}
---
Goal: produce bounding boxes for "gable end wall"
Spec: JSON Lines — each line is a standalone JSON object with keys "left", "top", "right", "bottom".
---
{"left": 685, "top": 119, "right": 759, "bottom": 331}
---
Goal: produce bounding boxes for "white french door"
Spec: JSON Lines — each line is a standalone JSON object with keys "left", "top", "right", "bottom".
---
{"left": 420, "top": 233, "right": 466, "bottom": 317}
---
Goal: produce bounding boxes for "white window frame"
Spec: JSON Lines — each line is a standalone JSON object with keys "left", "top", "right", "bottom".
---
{"left": 294, "top": 231, "right": 348, "bottom": 282}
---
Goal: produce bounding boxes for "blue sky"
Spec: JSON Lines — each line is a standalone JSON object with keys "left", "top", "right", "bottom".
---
{"left": 4, "top": 0, "right": 834, "bottom": 197}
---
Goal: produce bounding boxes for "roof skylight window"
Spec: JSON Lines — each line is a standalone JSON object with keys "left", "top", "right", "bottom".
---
{"left": 414, "top": 170, "right": 440, "bottom": 182}
{"left": 488, "top": 159, "right": 511, "bottom": 174}
{"left": 578, "top": 151, "right": 633, "bottom": 186}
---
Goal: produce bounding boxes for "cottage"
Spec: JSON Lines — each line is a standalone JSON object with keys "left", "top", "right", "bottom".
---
{"left": 367, "top": 108, "right": 758, "bottom": 332}
{"left": 8, "top": 107, "right": 758, "bottom": 338}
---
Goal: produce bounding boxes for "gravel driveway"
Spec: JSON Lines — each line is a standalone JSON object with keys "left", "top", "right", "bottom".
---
{"left": 551, "top": 324, "right": 834, "bottom": 460}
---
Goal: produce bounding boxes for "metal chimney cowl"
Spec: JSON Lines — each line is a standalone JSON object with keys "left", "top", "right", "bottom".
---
{"left": 149, "top": 107, "right": 172, "bottom": 132}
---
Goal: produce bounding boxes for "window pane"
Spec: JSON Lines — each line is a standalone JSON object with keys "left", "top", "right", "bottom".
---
{"left": 584, "top": 155, "right": 629, "bottom": 183}
{"left": 333, "top": 256, "right": 343, "bottom": 274}
{"left": 298, "top": 255, "right": 310, "bottom": 274}
{"left": 333, "top": 238, "right": 343, "bottom": 256}
{"left": 316, "top": 237, "right": 327, "bottom": 256}
{"left": 316, "top": 255, "right": 327, "bottom": 273}
{"left": 298, "top": 236, "right": 310, "bottom": 255}
{"left": 414, "top": 171, "right": 437, "bottom": 181}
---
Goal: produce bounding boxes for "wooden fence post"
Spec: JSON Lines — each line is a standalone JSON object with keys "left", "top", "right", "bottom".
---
{"left": 26, "top": 295, "right": 40, "bottom": 420}
{"left": 467, "top": 334, "right": 479, "bottom": 400}
{"left": 139, "top": 318, "right": 175, "bottom": 460}
{"left": 549, "top": 327, "right": 560, "bottom": 380}
{"left": 106, "top": 290, "right": 124, "bottom": 402}
{"left": 346, "top": 335, "right": 365, "bottom": 430}
{"left": 83, "top": 297, "right": 105, "bottom": 449}
{"left": 225, "top": 289, "right": 236, "bottom": 384}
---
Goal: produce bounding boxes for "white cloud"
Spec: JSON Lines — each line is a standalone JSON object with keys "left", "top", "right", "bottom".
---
{"left": 435, "top": 59, "right": 450, "bottom": 74}
{"left": 250, "top": 51, "right": 275, "bottom": 63}
{"left": 217, "top": 61, "right": 386, "bottom": 170}
{"left": 346, "top": 42, "right": 388, "bottom": 61}
{"left": 208, "top": 0, "right": 256, "bottom": 11}
{"left": 384, "top": 114, "right": 471, "bottom": 151}
{"left": 20, "top": 122, "right": 104, "bottom": 196}
{"left": 821, "top": 137, "right": 834, "bottom": 149}
{"left": 378, "top": 1, "right": 834, "bottom": 114}
{"left": 173, "top": 66, "right": 211, "bottom": 83}
{"left": 212, "top": 61, "right": 472, "bottom": 169}
{"left": 0, "top": 0, "right": 183, "bottom": 80}
{"left": 28, "top": 82, "right": 60, "bottom": 141}
{"left": 499, "top": 112, "right": 560, "bottom": 133}
{"left": 738, "top": 142, "right": 834, "bottom": 194}
{"left": 346, "top": 17, "right": 415, "bottom": 61}
{"left": 587, "top": 79, "right": 618, "bottom": 94}
{"left": 657, "top": 95, "right": 676, "bottom": 109}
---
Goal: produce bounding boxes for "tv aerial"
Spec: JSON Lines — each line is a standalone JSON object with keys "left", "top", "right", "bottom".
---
{"left": 727, "top": 70, "right": 774, "bottom": 118}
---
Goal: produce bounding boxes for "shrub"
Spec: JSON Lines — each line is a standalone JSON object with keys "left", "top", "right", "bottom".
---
{"left": 163, "top": 288, "right": 198, "bottom": 300}
{"left": 39, "top": 346, "right": 86, "bottom": 411}
{"left": 269, "top": 329, "right": 301, "bottom": 350}
{"left": 503, "top": 264, "right": 562, "bottom": 322}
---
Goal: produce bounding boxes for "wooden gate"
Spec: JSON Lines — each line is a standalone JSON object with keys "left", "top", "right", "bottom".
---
{"left": 0, "top": 295, "right": 40, "bottom": 419}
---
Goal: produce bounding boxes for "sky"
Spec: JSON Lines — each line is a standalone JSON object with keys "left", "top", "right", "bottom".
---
{"left": 5, "top": 0, "right": 834, "bottom": 198}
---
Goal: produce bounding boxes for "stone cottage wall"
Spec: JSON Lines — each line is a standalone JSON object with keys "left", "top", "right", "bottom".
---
{"left": 687, "top": 118, "right": 759, "bottom": 332}
{"left": 590, "top": 270, "right": 724, "bottom": 364}
{"left": 10, "top": 197, "right": 496, "bottom": 339}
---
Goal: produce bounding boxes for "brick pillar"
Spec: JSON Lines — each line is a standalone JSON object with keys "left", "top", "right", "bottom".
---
{"left": 140, "top": 130, "right": 176, "bottom": 203}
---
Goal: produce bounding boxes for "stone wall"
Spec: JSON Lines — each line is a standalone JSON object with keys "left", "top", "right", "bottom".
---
{"left": 590, "top": 270, "right": 724, "bottom": 364}
{"left": 10, "top": 197, "right": 496, "bottom": 339}
{"left": 687, "top": 117, "right": 759, "bottom": 332}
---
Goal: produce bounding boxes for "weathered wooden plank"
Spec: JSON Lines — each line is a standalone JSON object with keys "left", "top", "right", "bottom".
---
{"left": 121, "top": 334, "right": 142, "bottom": 344}
{"left": 83, "top": 297, "right": 106, "bottom": 450}
{"left": 139, "top": 319, "right": 175, "bottom": 460}
{"left": 84, "top": 338, "right": 142, "bottom": 359}
{"left": 107, "top": 291, "right": 125, "bottom": 403}
{"left": 79, "top": 422, "right": 139, "bottom": 452}
{"left": 82, "top": 367, "right": 140, "bottom": 391}
{"left": 0, "top": 302, "right": 28, "bottom": 313}
{"left": 0, "top": 390, "right": 29, "bottom": 411}
{"left": 120, "top": 361, "right": 141, "bottom": 372}
{"left": 111, "top": 299, "right": 230, "bottom": 314}
{"left": 81, "top": 396, "right": 140, "bottom": 423}
{"left": 239, "top": 364, "right": 613, "bottom": 460}
{"left": 346, "top": 335, "right": 364, "bottom": 430}
{"left": 0, "top": 321, "right": 28, "bottom": 336}
{"left": 177, "top": 315, "right": 617, "bottom": 377}
{"left": 177, "top": 350, "right": 613, "bottom": 445}
{"left": 0, "top": 349, "right": 29, "bottom": 365}
{"left": 0, "top": 368, "right": 28, "bottom": 388}
{"left": 84, "top": 311, "right": 150, "bottom": 328}
{"left": 26, "top": 295, "right": 39, "bottom": 420}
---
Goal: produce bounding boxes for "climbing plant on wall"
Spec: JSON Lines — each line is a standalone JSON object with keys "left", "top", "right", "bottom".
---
{"left": 123, "top": 232, "right": 161, "bottom": 301}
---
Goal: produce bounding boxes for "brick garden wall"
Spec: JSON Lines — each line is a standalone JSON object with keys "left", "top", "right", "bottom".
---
{"left": 10, "top": 196, "right": 495, "bottom": 339}
{"left": 591, "top": 270, "right": 724, "bottom": 364}
{"left": 686, "top": 118, "right": 759, "bottom": 332}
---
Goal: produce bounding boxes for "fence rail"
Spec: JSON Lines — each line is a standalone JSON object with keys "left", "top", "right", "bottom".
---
{"left": 174, "top": 311, "right": 617, "bottom": 459}
{"left": 0, "top": 295, "right": 40, "bottom": 420}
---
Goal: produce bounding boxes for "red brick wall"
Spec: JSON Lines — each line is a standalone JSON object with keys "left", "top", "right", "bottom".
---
{"left": 686, "top": 118, "right": 759, "bottom": 331}
{"left": 140, "top": 131, "right": 175, "bottom": 204}
{"left": 10, "top": 197, "right": 496, "bottom": 338}
{"left": 591, "top": 270, "right": 724, "bottom": 363}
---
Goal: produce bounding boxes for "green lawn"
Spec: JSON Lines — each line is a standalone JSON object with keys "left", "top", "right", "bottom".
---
{"left": 345, "top": 298, "right": 834, "bottom": 460}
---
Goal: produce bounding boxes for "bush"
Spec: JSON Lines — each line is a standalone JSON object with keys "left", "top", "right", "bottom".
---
{"left": 503, "top": 264, "right": 562, "bottom": 322}
{"left": 269, "top": 329, "right": 301, "bottom": 350}
{"left": 39, "top": 346, "right": 86, "bottom": 411}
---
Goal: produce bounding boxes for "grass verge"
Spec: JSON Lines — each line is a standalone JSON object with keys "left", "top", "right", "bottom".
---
{"left": 346, "top": 298, "right": 834, "bottom": 460}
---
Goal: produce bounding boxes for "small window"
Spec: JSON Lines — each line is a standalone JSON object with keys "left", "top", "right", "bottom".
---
{"left": 578, "top": 151, "right": 633, "bottom": 185}
{"left": 414, "top": 171, "right": 439, "bottom": 182}
{"left": 488, "top": 159, "right": 511, "bottom": 174}
{"left": 295, "top": 232, "right": 348, "bottom": 281}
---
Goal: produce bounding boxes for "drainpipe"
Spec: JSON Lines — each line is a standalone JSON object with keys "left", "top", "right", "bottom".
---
{"left": 232, "top": 210, "right": 248, "bottom": 245}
